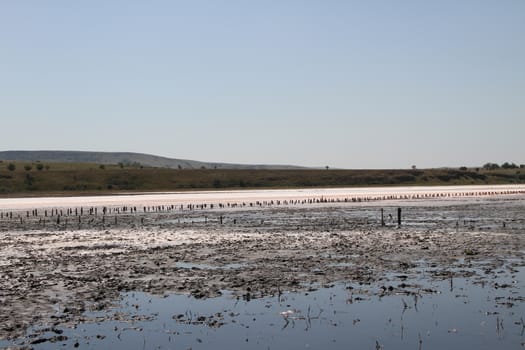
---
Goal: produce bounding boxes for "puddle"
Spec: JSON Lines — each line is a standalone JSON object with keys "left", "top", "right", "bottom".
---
{"left": 175, "top": 262, "right": 247, "bottom": 270}
{"left": 3, "top": 264, "right": 524, "bottom": 350}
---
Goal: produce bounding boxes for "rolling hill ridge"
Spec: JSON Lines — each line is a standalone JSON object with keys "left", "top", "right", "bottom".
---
{"left": 0, "top": 151, "right": 304, "bottom": 170}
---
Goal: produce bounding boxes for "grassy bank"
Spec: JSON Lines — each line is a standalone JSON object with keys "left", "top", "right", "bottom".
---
{"left": 0, "top": 160, "right": 524, "bottom": 196}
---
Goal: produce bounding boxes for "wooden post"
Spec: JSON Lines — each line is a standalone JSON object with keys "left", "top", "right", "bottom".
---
{"left": 381, "top": 209, "right": 385, "bottom": 227}
{"left": 397, "top": 208, "right": 402, "bottom": 227}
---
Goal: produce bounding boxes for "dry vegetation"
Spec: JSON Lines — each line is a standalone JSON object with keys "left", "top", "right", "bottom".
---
{"left": 0, "top": 160, "right": 524, "bottom": 196}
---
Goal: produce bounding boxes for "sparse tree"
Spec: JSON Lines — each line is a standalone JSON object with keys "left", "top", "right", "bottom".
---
{"left": 24, "top": 165, "right": 32, "bottom": 171}
{"left": 7, "top": 163, "right": 16, "bottom": 171}
{"left": 36, "top": 163, "right": 44, "bottom": 171}
{"left": 459, "top": 166, "right": 467, "bottom": 171}
{"left": 99, "top": 164, "right": 105, "bottom": 170}
{"left": 325, "top": 165, "right": 329, "bottom": 170}
{"left": 411, "top": 165, "right": 417, "bottom": 170}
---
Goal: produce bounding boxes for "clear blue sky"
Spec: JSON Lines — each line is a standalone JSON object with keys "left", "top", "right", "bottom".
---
{"left": 1, "top": 1, "right": 524, "bottom": 168}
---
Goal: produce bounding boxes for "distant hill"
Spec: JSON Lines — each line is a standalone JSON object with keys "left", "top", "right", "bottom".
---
{"left": 0, "top": 150, "right": 305, "bottom": 170}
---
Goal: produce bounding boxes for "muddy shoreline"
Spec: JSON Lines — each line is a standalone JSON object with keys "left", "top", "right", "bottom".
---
{"left": 1, "top": 195, "right": 524, "bottom": 342}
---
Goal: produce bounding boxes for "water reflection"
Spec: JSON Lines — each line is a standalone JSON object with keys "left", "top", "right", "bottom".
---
{"left": 2, "top": 265, "right": 524, "bottom": 350}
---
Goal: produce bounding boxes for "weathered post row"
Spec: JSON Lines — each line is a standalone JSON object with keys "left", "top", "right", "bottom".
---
{"left": 1, "top": 188, "right": 524, "bottom": 228}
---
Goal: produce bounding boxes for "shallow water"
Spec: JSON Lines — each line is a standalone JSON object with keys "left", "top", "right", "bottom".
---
{"left": 1, "top": 194, "right": 524, "bottom": 348}
{"left": 3, "top": 263, "right": 524, "bottom": 350}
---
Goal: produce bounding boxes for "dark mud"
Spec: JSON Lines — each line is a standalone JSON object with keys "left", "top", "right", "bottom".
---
{"left": 1, "top": 196, "right": 524, "bottom": 348}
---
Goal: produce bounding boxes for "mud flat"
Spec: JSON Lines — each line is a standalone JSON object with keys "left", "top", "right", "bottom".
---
{"left": 0, "top": 190, "right": 524, "bottom": 349}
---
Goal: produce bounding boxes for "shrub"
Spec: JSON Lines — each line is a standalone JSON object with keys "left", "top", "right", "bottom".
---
{"left": 36, "top": 163, "right": 44, "bottom": 171}
{"left": 437, "top": 175, "right": 452, "bottom": 182}
{"left": 395, "top": 175, "right": 416, "bottom": 182}
{"left": 483, "top": 163, "right": 500, "bottom": 170}
{"left": 502, "top": 162, "right": 518, "bottom": 169}
{"left": 467, "top": 173, "right": 487, "bottom": 180}
{"left": 7, "top": 163, "right": 16, "bottom": 171}
{"left": 24, "top": 174, "right": 34, "bottom": 186}
{"left": 24, "top": 165, "right": 32, "bottom": 171}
